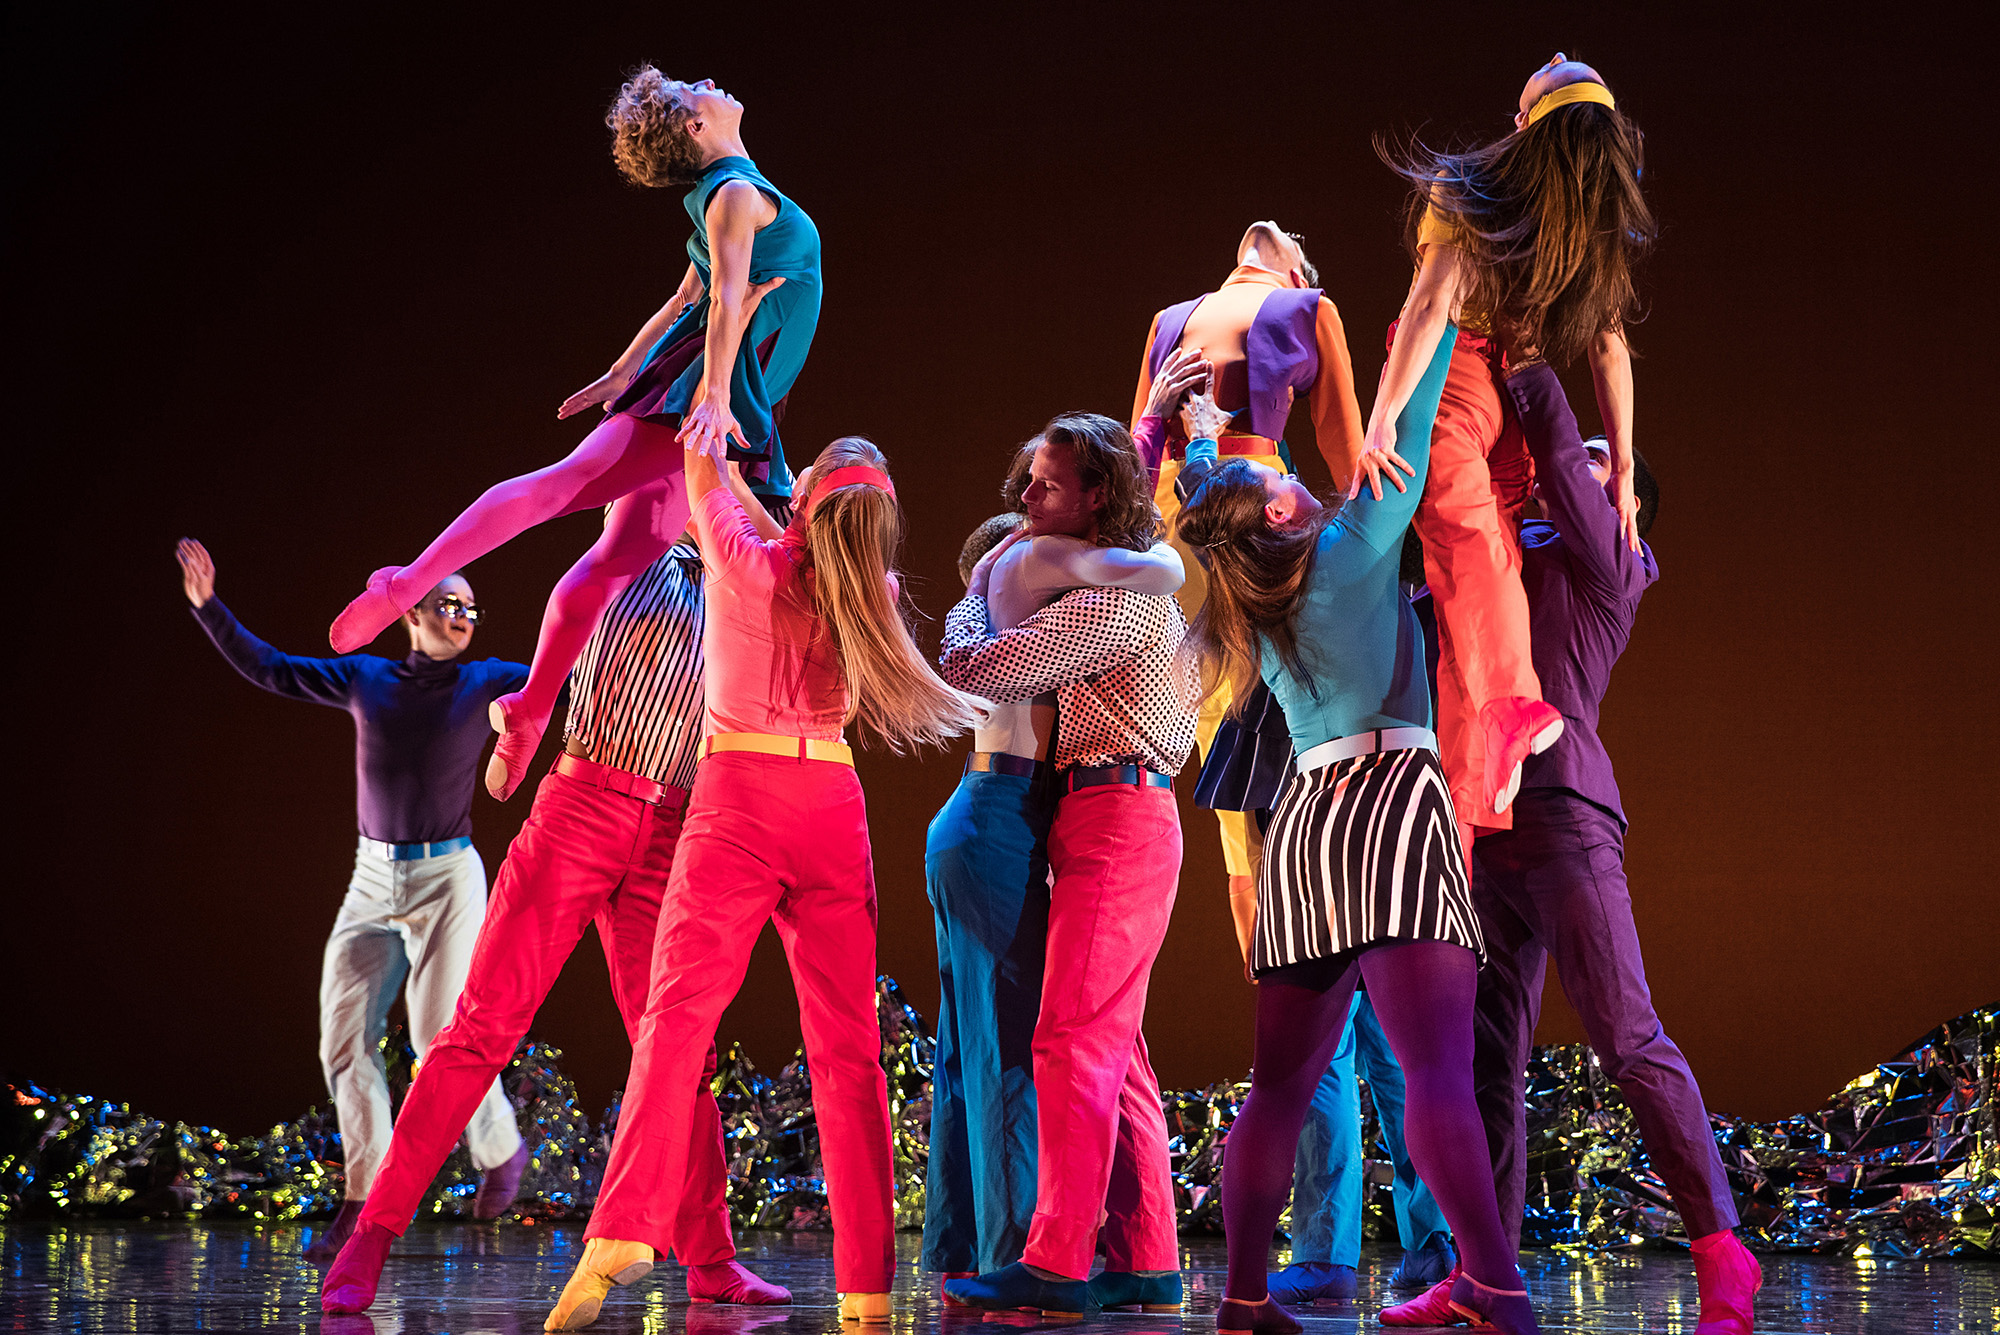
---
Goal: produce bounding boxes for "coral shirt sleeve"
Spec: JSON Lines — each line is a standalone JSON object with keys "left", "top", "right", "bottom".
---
{"left": 1309, "top": 297, "right": 1366, "bottom": 491}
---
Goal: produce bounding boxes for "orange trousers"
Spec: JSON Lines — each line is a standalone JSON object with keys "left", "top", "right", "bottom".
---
{"left": 1393, "top": 322, "right": 1542, "bottom": 836}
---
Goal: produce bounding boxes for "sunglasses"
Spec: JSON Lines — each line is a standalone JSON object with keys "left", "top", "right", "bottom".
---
{"left": 434, "top": 595, "right": 484, "bottom": 625}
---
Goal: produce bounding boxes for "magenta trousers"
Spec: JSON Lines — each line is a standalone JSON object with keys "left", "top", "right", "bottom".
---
{"left": 586, "top": 752, "right": 896, "bottom": 1292}
{"left": 358, "top": 765, "right": 732, "bottom": 1262}
{"left": 1023, "top": 783, "right": 1184, "bottom": 1279}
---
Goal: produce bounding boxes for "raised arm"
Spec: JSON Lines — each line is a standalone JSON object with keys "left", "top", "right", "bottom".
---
{"left": 685, "top": 430, "right": 767, "bottom": 572}
{"left": 1588, "top": 327, "right": 1640, "bottom": 550}
{"left": 1337, "top": 321, "right": 1457, "bottom": 553}
{"left": 1354, "top": 239, "right": 1468, "bottom": 500}
{"left": 1008, "top": 535, "right": 1184, "bottom": 599}
{"left": 558, "top": 262, "right": 705, "bottom": 420}
{"left": 1132, "top": 346, "right": 1212, "bottom": 481}
{"left": 677, "top": 180, "right": 778, "bottom": 456}
{"left": 940, "top": 587, "right": 1149, "bottom": 703}
{"left": 1308, "top": 297, "right": 1365, "bottom": 491}
{"left": 1504, "top": 361, "right": 1651, "bottom": 599}
{"left": 178, "top": 539, "right": 359, "bottom": 707}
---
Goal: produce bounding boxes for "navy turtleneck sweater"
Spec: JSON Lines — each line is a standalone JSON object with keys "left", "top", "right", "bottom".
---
{"left": 192, "top": 597, "right": 528, "bottom": 843}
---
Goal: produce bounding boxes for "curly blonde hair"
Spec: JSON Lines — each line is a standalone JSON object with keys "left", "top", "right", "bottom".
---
{"left": 607, "top": 65, "right": 703, "bottom": 188}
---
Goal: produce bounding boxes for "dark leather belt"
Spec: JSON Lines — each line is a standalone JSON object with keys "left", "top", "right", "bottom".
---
{"left": 1058, "top": 763, "right": 1174, "bottom": 795}
{"left": 965, "top": 751, "right": 1050, "bottom": 781}
{"left": 556, "top": 752, "right": 689, "bottom": 811}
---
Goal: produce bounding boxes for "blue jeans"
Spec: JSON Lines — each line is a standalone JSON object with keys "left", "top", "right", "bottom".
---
{"left": 1288, "top": 993, "right": 1451, "bottom": 1266}
{"left": 922, "top": 770, "right": 1055, "bottom": 1274}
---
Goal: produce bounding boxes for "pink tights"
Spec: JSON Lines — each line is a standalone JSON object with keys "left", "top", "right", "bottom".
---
{"left": 389, "top": 413, "right": 691, "bottom": 723}
{"left": 1220, "top": 940, "right": 1520, "bottom": 1297}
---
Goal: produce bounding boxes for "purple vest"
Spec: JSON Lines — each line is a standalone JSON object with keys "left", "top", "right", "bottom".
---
{"left": 1146, "top": 286, "right": 1322, "bottom": 443}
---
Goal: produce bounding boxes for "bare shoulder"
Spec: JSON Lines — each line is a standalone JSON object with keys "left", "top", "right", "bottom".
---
{"left": 707, "top": 178, "right": 778, "bottom": 229}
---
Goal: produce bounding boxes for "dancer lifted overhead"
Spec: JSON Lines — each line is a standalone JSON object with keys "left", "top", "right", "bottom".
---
{"left": 1175, "top": 329, "right": 1543, "bottom": 1335}
{"left": 329, "top": 67, "right": 819, "bottom": 800}
{"left": 544, "top": 433, "right": 985, "bottom": 1331}
{"left": 176, "top": 540, "right": 526, "bottom": 1263}
{"left": 1364, "top": 53, "right": 1656, "bottom": 842}
{"left": 318, "top": 474, "right": 790, "bottom": 1315}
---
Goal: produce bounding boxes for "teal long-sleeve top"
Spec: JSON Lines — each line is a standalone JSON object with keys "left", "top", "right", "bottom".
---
{"left": 1186, "top": 324, "right": 1456, "bottom": 753}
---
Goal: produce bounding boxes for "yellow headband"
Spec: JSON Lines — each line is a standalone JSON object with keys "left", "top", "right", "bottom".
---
{"left": 1526, "top": 81, "right": 1616, "bottom": 126}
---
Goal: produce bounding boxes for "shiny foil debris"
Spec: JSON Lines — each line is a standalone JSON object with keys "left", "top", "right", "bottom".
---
{"left": 4, "top": 989, "right": 1992, "bottom": 1258}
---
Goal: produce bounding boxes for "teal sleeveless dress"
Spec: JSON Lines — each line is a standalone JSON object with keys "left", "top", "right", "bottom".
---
{"left": 612, "top": 156, "right": 822, "bottom": 497}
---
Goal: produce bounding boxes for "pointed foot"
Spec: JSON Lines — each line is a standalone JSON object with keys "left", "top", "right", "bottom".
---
{"left": 330, "top": 567, "right": 410, "bottom": 654}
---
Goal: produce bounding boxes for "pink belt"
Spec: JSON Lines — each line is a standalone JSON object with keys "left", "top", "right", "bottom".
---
{"left": 555, "top": 752, "right": 688, "bottom": 811}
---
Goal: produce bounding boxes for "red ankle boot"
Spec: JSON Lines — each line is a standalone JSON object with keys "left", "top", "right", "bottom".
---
{"left": 1480, "top": 697, "right": 1564, "bottom": 814}
{"left": 330, "top": 567, "right": 410, "bottom": 654}
{"left": 1691, "top": 1231, "right": 1761, "bottom": 1334}
{"left": 1445, "top": 1271, "right": 1538, "bottom": 1335}
{"left": 320, "top": 1220, "right": 395, "bottom": 1314}
{"left": 485, "top": 694, "right": 545, "bottom": 801}
{"left": 1378, "top": 1266, "right": 1467, "bottom": 1326}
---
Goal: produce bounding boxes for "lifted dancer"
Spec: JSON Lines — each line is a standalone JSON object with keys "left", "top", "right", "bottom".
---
{"left": 1464, "top": 357, "right": 1760, "bottom": 1334}
{"left": 1176, "top": 330, "right": 1543, "bottom": 1334}
{"left": 319, "top": 473, "right": 789, "bottom": 1313}
{"left": 329, "top": 68, "right": 818, "bottom": 800}
{"left": 939, "top": 415, "right": 1199, "bottom": 1317}
{"left": 176, "top": 539, "right": 525, "bottom": 1262}
{"left": 925, "top": 472, "right": 1183, "bottom": 1286}
{"left": 1363, "top": 54, "right": 1657, "bottom": 840}
{"left": 544, "top": 434, "right": 985, "bottom": 1330}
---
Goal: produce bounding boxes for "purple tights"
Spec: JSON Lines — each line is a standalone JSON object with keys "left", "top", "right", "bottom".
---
{"left": 1221, "top": 940, "right": 1519, "bottom": 1297}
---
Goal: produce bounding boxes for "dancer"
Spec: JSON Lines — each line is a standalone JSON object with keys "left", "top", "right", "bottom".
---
{"left": 925, "top": 472, "right": 1183, "bottom": 1286}
{"left": 328, "top": 67, "right": 819, "bottom": 801}
{"left": 543, "top": 433, "right": 985, "bottom": 1330}
{"left": 318, "top": 472, "right": 790, "bottom": 1313}
{"left": 1466, "top": 356, "right": 1760, "bottom": 1332}
{"left": 1131, "top": 223, "right": 1365, "bottom": 924}
{"left": 1175, "top": 329, "right": 1544, "bottom": 1334}
{"left": 938, "top": 414, "right": 1199, "bottom": 1317}
{"left": 175, "top": 539, "right": 525, "bottom": 1263}
{"left": 1363, "top": 53, "right": 1656, "bottom": 841}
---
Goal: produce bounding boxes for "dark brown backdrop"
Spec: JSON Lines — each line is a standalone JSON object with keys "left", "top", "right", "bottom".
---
{"left": 5, "top": 2, "right": 1994, "bottom": 1134}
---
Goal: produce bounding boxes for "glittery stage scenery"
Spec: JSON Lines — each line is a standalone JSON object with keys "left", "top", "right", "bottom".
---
{"left": 5, "top": 982, "right": 1993, "bottom": 1263}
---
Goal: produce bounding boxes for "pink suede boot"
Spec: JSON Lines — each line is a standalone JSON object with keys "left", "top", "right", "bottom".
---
{"left": 485, "top": 693, "right": 546, "bottom": 801}
{"left": 1480, "top": 697, "right": 1564, "bottom": 813}
{"left": 687, "top": 1260, "right": 791, "bottom": 1305}
{"left": 330, "top": 567, "right": 411, "bottom": 653}
{"left": 1692, "top": 1231, "right": 1762, "bottom": 1334}
{"left": 1378, "top": 1266, "right": 1468, "bottom": 1327}
{"left": 320, "top": 1220, "right": 395, "bottom": 1314}
{"left": 1216, "top": 1295, "right": 1301, "bottom": 1334}
{"left": 1445, "top": 1270, "right": 1539, "bottom": 1335}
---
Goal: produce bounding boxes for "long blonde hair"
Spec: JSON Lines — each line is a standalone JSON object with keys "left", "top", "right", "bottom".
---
{"left": 798, "top": 437, "right": 989, "bottom": 752}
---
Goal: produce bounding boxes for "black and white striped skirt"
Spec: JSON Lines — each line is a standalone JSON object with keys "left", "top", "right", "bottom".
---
{"left": 1251, "top": 745, "right": 1482, "bottom": 977}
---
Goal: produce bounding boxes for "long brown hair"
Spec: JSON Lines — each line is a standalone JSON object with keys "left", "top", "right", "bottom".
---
{"left": 607, "top": 66, "right": 703, "bottom": 187}
{"left": 1173, "top": 460, "right": 1335, "bottom": 716}
{"left": 796, "top": 437, "right": 989, "bottom": 752}
{"left": 1041, "top": 413, "right": 1161, "bottom": 552}
{"left": 1382, "top": 90, "right": 1656, "bottom": 365}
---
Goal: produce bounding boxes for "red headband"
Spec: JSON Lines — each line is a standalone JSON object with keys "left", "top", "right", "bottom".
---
{"left": 803, "top": 465, "right": 896, "bottom": 513}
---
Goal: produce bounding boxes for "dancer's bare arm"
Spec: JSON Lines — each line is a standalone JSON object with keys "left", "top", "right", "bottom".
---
{"left": 1588, "top": 327, "right": 1641, "bottom": 550}
{"left": 559, "top": 263, "right": 705, "bottom": 419}
{"left": 678, "top": 181, "right": 778, "bottom": 455}
{"left": 1355, "top": 241, "right": 1467, "bottom": 499}
{"left": 724, "top": 462, "right": 786, "bottom": 541}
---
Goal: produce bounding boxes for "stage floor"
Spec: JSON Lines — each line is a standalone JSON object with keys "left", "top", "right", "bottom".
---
{"left": 1, "top": 1222, "right": 1992, "bottom": 1334}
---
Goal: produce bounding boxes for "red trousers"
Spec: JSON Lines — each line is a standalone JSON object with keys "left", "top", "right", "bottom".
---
{"left": 586, "top": 753, "right": 896, "bottom": 1292}
{"left": 1023, "top": 783, "right": 1183, "bottom": 1279}
{"left": 357, "top": 764, "right": 733, "bottom": 1264}
{"left": 1398, "top": 323, "right": 1542, "bottom": 834}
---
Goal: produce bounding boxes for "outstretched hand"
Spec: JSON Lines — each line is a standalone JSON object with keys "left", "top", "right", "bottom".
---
{"left": 176, "top": 538, "right": 216, "bottom": 607}
{"left": 1145, "top": 346, "right": 1211, "bottom": 422}
{"left": 1349, "top": 421, "right": 1416, "bottom": 501}
{"left": 1180, "top": 391, "right": 1231, "bottom": 444}
{"left": 967, "top": 526, "right": 1028, "bottom": 599}
{"left": 1615, "top": 467, "right": 1641, "bottom": 551}
{"left": 557, "top": 366, "right": 636, "bottom": 420}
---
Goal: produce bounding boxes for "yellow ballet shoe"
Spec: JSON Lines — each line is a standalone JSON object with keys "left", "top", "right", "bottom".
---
{"left": 839, "top": 1292, "right": 890, "bottom": 1323}
{"left": 545, "top": 1238, "right": 655, "bottom": 1331}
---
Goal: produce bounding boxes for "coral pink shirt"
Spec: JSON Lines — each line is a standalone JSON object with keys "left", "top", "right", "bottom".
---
{"left": 692, "top": 486, "right": 850, "bottom": 741}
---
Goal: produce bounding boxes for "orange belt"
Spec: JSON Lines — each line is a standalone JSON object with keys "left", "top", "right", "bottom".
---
{"left": 701, "top": 731, "right": 855, "bottom": 766}
{"left": 1217, "top": 429, "right": 1283, "bottom": 457}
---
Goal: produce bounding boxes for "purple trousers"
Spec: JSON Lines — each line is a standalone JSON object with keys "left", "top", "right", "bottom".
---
{"left": 1470, "top": 790, "right": 1738, "bottom": 1248}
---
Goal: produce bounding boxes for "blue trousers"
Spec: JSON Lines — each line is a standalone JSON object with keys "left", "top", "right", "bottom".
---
{"left": 1288, "top": 993, "right": 1451, "bottom": 1266}
{"left": 922, "top": 769, "right": 1055, "bottom": 1274}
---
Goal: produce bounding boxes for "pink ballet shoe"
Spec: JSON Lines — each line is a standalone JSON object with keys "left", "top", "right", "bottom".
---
{"left": 1378, "top": 1266, "right": 1468, "bottom": 1327}
{"left": 1691, "top": 1231, "right": 1762, "bottom": 1334}
{"left": 1480, "top": 696, "right": 1565, "bottom": 814}
{"left": 485, "top": 693, "right": 545, "bottom": 802}
{"left": 320, "top": 1220, "right": 395, "bottom": 1314}
{"left": 687, "top": 1260, "right": 791, "bottom": 1305}
{"left": 330, "top": 566, "right": 410, "bottom": 653}
{"left": 1445, "top": 1271, "right": 1539, "bottom": 1335}
{"left": 1217, "top": 1295, "right": 1301, "bottom": 1334}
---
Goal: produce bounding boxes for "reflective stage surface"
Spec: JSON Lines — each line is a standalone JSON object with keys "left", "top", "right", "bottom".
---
{"left": 2, "top": 1223, "right": 1994, "bottom": 1334}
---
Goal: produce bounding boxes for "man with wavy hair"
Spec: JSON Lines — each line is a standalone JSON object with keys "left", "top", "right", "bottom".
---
{"left": 938, "top": 413, "right": 1199, "bottom": 1316}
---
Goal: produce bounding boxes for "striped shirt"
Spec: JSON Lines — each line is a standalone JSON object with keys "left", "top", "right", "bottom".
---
{"left": 566, "top": 541, "right": 706, "bottom": 790}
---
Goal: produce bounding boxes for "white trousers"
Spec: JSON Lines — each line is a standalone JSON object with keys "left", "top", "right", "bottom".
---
{"left": 318, "top": 840, "right": 522, "bottom": 1199}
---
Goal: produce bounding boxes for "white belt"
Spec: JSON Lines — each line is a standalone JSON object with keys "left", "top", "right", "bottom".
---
{"left": 1295, "top": 727, "right": 1437, "bottom": 774}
